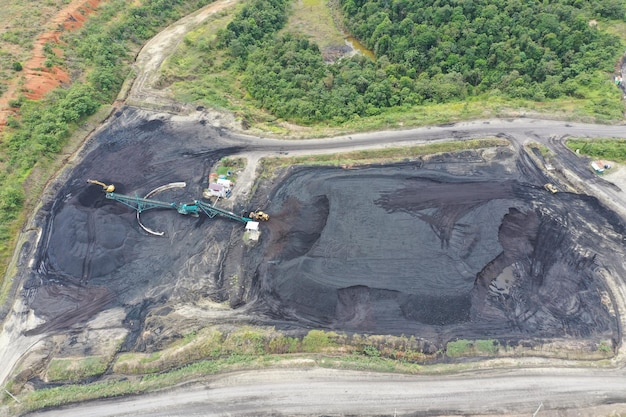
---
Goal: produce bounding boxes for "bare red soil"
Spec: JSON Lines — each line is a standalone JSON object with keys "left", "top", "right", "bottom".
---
{"left": 0, "top": 0, "right": 101, "bottom": 131}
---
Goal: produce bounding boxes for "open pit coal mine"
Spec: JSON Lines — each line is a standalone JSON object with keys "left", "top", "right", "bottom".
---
{"left": 21, "top": 107, "right": 625, "bottom": 354}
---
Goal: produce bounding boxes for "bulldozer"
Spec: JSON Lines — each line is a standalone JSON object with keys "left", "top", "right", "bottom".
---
{"left": 249, "top": 211, "right": 269, "bottom": 221}
{"left": 544, "top": 183, "right": 558, "bottom": 194}
{"left": 87, "top": 179, "right": 115, "bottom": 193}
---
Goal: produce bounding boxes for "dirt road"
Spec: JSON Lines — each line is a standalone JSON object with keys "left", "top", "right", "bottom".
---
{"left": 126, "top": 0, "right": 237, "bottom": 122}
{"left": 24, "top": 367, "right": 626, "bottom": 417}
{"left": 227, "top": 118, "right": 626, "bottom": 217}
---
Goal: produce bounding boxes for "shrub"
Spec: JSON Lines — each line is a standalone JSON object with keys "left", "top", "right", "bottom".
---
{"left": 446, "top": 339, "right": 473, "bottom": 358}
{"left": 302, "top": 330, "right": 336, "bottom": 352}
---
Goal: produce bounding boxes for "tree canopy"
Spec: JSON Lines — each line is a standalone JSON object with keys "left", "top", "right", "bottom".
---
{"left": 340, "top": 0, "right": 623, "bottom": 99}
{"left": 203, "top": 0, "right": 625, "bottom": 123}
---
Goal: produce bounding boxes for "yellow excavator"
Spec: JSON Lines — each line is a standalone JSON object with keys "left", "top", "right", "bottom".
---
{"left": 249, "top": 211, "right": 270, "bottom": 221}
{"left": 87, "top": 179, "right": 115, "bottom": 193}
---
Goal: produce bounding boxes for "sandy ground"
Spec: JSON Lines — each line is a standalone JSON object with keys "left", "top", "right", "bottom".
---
{"left": 603, "top": 162, "right": 626, "bottom": 191}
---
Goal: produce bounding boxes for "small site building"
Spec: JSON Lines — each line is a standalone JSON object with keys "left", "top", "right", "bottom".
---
{"left": 216, "top": 178, "right": 234, "bottom": 188}
{"left": 204, "top": 173, "right": 234, "bottom": 199}
{"left": 591, "top": 160, "right": 611, "bottom": 174}
{"left": 245, "top": 221, "right": 260, "bottom": 241}
{"left": 204, "top": 183, "right": 230, "bottom": 198}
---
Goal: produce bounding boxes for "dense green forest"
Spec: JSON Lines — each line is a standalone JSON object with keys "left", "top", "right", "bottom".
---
{"left": 212, "top": 0, "right": 625, "bottom": 123}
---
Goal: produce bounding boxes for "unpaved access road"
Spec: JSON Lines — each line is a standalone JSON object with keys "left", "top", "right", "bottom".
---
{"left": 125, "top": 0, "right": 238, "bottom": 120}
{"left": 227, "top": 118, "right": 626, "bottom": 217}
{"left": 24, "top": 367, "right": 626, "bottom": 417}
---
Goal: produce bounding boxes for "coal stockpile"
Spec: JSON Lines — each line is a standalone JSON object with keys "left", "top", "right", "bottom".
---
{"left": 25, "top": 108, "right": 245, "bottom": 336}
{"left": 23, "top": 106, "right": 625, "bottom": 348}
{"left": 250, "top": 153, "right": 624, "bottom": 343}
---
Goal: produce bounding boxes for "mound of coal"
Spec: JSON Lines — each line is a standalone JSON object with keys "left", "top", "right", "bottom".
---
{"left": 24, "top": 107, "right": 625, "bottom": 348}
{"left": 26, "top": 108, "right": 244, "bottom": 337}
{"left": 252, "top": 155, "right": 624, "bottom": 342}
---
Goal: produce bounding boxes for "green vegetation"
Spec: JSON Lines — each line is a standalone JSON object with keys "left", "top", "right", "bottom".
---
{"left": 214, "top": 156, "right": 246, "bottom": 178}
{"left": 162, "top": 0, "right": 625, "bottom": 126}
{"left": 46, "top": 356, "right": 109, "bottom": 382}
{"left": 529, "top": 143, "right": 551, "bottom": 157}
{"left": 446, "top": 339, "right": 500, "bottom": 358}
{"left": 0, "top": 0, "right": 215, "bottom": 294}
{"left": 259, "top": 137, "right": 508, "bottom": 177}
{"left": 289, "top": 0, "right": 346, "bottom": 50}
{"left": 598, "top": 340, "right": 613, "bottom": 353}
{"left": 0, "top": 0, "right": 71, "bottom": 86}
{"left": 302, "top": 329, "right": 337, "bottom": 352}
{"left": 566, "top": 138, "right": 626, "bottom": 162}
{"left": 115, "top": 328, "right": 328, "bottom": 375}
{"left": 16, "top": 355, "right": 258, "bottom": 413}
{"left": 218, "top": 0, "right": 289, "bottom": 62}
{"left": 108, "top": 328, "right": 433, "bottom": 376}
{"left": 341, "top": 0, "right": 623, "bottom": 99}
{"left": 9, "top": 328, "right": 434, "bottom": 413}
{"left": 8, "top": 327, "right": 612, "bottom": 414}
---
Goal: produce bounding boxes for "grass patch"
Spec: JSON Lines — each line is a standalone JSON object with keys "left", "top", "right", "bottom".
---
{"left": 113, "top": 328, "right": 407, "bottom": 376}
{"left": 18, "top": 355, "right": 258, "bottom": 413}
{"left": 302, "top": 329, "right": 337, "bottom": 352}
{"left": 446, "top": 339, "right": 500, "bottom": 358}
{"left": 17, "top": 350, "right": 421, "bottom": 414}
{"left": 286, "top": 0, "right": 345, "bottom": 51}
{"left": 213, "top": 156, "right": 246, "bottom": 179}
{"left": 161, "top": 5, "right": 246, "bottom": 109}
{"left": 259, "top": 137, "right": 508, "bottom": 179}
{"left": 9, "top": 328, "right": 615, "bottom": 414}
{"left": 114, "top": 328, "right": 224, "bottom": 374}
{"left": 46, "top": 356, "right": 109, "bottom": 382}
{"left": 565, "top": 138, "right": 626, "bottom": 162}
{"left": 318, "top": 355, "right": 421, "bottom": 373}
{"left": 247, "top": 90, "right": 617, "bottom": 139}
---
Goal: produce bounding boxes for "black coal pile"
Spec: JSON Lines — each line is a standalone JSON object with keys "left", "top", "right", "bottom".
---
{"left": 25, "top": 108, "right": 244, "bottom": 337}
{"left": 249, "top": 152, "right": 624, "bottom": 344}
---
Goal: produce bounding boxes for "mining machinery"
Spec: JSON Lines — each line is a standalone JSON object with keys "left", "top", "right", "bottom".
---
{"left": 86, "top": 180, "right": 269, "bottom": 223}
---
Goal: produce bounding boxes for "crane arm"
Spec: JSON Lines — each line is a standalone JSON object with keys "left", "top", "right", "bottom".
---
{"left": 87, "top": 179, "right": 115, "bottom": 193}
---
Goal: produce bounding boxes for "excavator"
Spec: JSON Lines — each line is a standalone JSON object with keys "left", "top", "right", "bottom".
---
{"left": 87, "top": 179, "right": 115, "bottom": 193}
